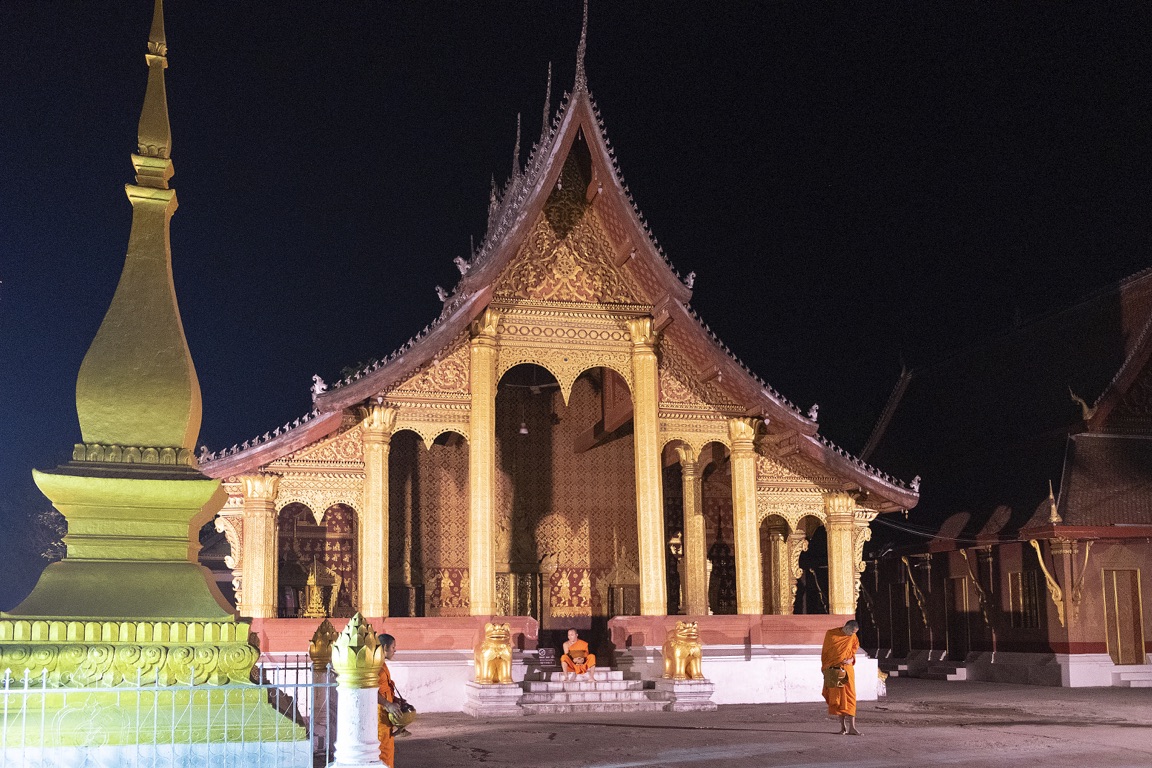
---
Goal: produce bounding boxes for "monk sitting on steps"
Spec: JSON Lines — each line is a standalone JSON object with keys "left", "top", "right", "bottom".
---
{"left": 560, "top": 628, "right": 596, "bottom": 680}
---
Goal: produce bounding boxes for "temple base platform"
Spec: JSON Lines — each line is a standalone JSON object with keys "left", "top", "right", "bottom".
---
{"left": 463, "top": 681, "right": 525, "bottom": 717}
{"left": 252, "top": 614, "right": 876, "bottom": 712}
{"left": 653, "top": 678, "right": 718, "bottom": 711}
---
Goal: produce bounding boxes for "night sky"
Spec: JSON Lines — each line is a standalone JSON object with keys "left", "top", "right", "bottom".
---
{"left": 1, "top": 2, "right": 1150, "bottom": 609}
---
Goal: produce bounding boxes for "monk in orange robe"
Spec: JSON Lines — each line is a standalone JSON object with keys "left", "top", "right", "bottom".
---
{"left": 560, "top": 628, "right": 596, "bottom": 679}
{"left": 377, "top": 633, "right": 399, "bottom": 767}
{"left": 821, "top": 620, "right": 861, "bottom": 735}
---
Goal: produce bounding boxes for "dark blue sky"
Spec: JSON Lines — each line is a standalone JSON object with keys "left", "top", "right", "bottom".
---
{"left": 2, "top": 2, "right": 1150, "bottom": 609}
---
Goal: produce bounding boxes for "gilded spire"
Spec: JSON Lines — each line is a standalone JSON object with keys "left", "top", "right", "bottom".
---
{"left": 574, "top": 0, "right": 589, "bottom": 93}
{"left": 74, "top": 0, "right": 202, "bottom": 451}
{"left": 541, "top": 61, "right": 552, "bottom": 143}
{"left": 1047, "top": 480, "right": 1062, "bottom": 524}
{"left": 135, "top": 0, "right": 172, "bottom": 185}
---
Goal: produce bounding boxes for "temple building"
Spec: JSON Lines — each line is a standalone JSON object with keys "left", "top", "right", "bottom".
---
{"left": 861, "top": 268, "right": 1152, "bottom": 686}
{"left": 198, "top": 9, "right": 918, "bottom": 706}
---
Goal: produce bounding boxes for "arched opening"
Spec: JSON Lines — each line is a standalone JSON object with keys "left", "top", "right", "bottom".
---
{"left": 388, "top": 428, "right": 469, "bottom": 617}
{"left": 760, "top": 514, "right": 791, "bottom": 614}
{"left": 701, "top": 443, "right": 735, "bottom": 615}
{"left": 794, "top": 516, "right": 828, "bottom": 614}
{"left": 495, "top": 363, "right": 638, "bottom": 649}
{"left": 276, "top": 502, "right": 358, "bottom": 618}
{"left": 661, "top": 441, "right": 687, "bottom": 615}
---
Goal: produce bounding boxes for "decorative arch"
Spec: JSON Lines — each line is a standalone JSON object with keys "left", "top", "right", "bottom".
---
{"left": 496, "top": 345, "right": 634, "bottom": 404}
{"left": 392, "top": 424, "right": 469, "bottom": 452}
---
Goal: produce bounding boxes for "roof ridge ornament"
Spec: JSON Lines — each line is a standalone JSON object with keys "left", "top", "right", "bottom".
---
{"left": 541, "top": 62, "right": 553, "bottom": 143}
{"left": 574, "top": 0, "right": 589, "bottom": 93}
{"left": 512, "top": 113, "right": 522, "bottom": 178}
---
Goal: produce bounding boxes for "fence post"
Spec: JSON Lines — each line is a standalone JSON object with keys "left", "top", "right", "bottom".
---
{"left": 328, "top": 613, "right": 384, "bottom": 767}
{"left": 310, "top": 619, "right": 339, "bottom": 751}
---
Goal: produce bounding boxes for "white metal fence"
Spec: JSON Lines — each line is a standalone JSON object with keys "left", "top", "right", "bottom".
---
{"left": 1, "top": 662, "right": 335, "bottom": 768}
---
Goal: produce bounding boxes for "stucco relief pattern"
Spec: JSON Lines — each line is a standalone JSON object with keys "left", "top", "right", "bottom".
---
{"left": 493, "top": 154, "right": 642, "bottom": 305}
{"left": 388, "top": 336, "right": 471, "bottom": 397}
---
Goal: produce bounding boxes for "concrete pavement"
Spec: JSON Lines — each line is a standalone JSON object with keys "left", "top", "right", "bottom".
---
{"left": 393, "top": 677, "right": 1152, "bottom": 767}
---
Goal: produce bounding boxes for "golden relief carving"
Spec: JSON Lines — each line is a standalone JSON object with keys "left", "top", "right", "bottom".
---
{"left": 496, "top": 346, "right": 634, "bottom": 404}
{"left": 273, "top": 425, "right": 364, "bottom": 468}
{"left": 389, "top": 336, "right": 471, "bottom": 397}
{"left": 755, "top": 492, "right": 827, "bottom": 530}
{"left": 658, "top": 336, "right": 738, "bottom": 411}
{"left": 275, "top": 472, "right": 363, "bottom": 521}
{"left": 755, "top": 450, "right": 839, "bottom": 491}
{"left": 493, "top": 164, "right": 643, "bottom": 305}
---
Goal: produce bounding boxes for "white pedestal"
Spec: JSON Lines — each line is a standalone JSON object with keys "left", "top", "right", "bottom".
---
{"left": 462, "top": 681, "right": 525, "bottom": 718}
{"left": 654, "top": 679, "right": 718, "bottom": 711}
{"left": 329, "top": 686, "right": 383, "bottom": 767}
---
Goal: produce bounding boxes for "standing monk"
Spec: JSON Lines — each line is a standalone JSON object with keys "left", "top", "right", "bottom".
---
{"left": 377, "top": 633, "right": 399, "bottom": 766}
{"left": 560, "top": 628, "right": 596, "bottom": 679}
{"left": 820, "top": 620, "right": 861, "bottom": 735}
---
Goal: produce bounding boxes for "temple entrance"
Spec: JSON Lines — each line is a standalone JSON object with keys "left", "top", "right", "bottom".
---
{"left": 760, "top": 514, "right": 791, "bottom": 614}
{"left": 276, "top": 502, "right": 358, "bottom": 618}
{"left": 388, "top": 429, "right": 470, "bottom": 617}
{"left": 702, "top": 447, "right": 735, "bottom": 614}
{"left": 495, "top": 363, "right": 639, "bottom": 649}
{"left": 661, "top": 452, "right": 685, "bottom": 615}
{"left": 794, "top": 521, "right": 828, "bottom": 614}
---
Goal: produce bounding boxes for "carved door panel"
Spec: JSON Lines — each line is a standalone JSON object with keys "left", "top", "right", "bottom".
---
{"left": 1103, "top": 569, "right": 1145, "bottom": 665}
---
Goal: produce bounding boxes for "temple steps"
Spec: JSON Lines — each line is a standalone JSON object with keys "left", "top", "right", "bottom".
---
{"left": 920, "top": 662, "right": 968, "bottom": 681}
{"left": 1114, "top": 668, "right": 1152, "bottom": 688}
{"left": 519, "top": 670, "right": 671, "bottom": 714}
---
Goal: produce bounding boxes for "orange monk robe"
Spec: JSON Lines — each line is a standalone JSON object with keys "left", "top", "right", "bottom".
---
{"left": 561, "top": 640, "right": 596, "bottom": 673}
{"left": 377, "top": 660, "right": 396, "bottom": 767}
{"left": 820, "top": 628, "right": 859, "bottom": 717}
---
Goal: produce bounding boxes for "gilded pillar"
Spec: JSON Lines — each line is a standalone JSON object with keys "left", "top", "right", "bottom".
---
{"left": 239, "top": 473, "right": 280, "bottom": 619}
{"left": 361, "top": 403, "right": 397, "bottom": 618}
{"left": 853, "top": 510, "right": 877, "bottom": 610}
{"left": 728, "top": 417, "right": 763, "bottom": 615}
{"left": 468, "top": 308, "right": 501, "bottom": 615}
{"left": 677, "top": 446, "right": 707, "bottom": 615}
{"left": 824, "top": 491, "right": 857, "bottom": 616}
{"left": 627, "top": 317, "right": 667, "bottom": 616}
{"left": 784, "top": 530, "right": 808, "bottom": 615}
{"left": 768, "top": 528, "right": 792, "bottom": 614}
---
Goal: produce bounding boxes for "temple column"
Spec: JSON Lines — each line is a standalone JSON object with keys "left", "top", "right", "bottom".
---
{"left": 853, "top": 510, "right": 877, "bottom": 613}
{"left": 824, "top": 491, "right": 858, "bottom": 616}
{"left": 728, "top": 417, "right": 763, "bottom": 615}
{"left": 677, "top": 446, "right": 707, "bottom": 615}
{"left": 360, "top": 403, "right": 397, "bottom": 618}
{"left": 469, "top": 308, "right": 501, "bottom": 615}
{"left": 784, "top": 530, "right": 808, "bottom": 615}
{"left": 627, "top": 317, "right": 667, "bottom": 616}
{"left": 239, "top": 473, "right": 280, "bottom": 619}
{"left": 768, "top": 528, "right": 792, "bottom": 614}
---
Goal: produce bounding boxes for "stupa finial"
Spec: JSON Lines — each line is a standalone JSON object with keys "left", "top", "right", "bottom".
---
{"left": 574, "top": 0, "right": 589, "bottom": 93}
{"left": 541, "top": 61, "right": 553, "bottom": 143}
{"left": 135, "top": 0, "right": 172, "bottom": 184}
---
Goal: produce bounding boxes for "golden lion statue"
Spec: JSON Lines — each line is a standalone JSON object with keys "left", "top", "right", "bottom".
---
{"left": 662, "top": 621, "right": 705, "bottom": 680}
{"left": 474, "top": 622, "right": 513, "bottom": 684}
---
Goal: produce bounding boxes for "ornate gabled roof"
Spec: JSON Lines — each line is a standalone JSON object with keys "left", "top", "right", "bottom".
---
{"left": 198, "top": 15, "right": 920, "bottom": 507}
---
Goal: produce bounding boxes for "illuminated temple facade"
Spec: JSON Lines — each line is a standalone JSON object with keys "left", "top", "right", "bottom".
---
{"left": 199, "top": 34, "right": 919, "bottom": 636}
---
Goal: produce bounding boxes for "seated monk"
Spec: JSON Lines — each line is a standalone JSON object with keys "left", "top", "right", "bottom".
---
{"left": 560, "top": 628, "right": 596, "bottom": 677}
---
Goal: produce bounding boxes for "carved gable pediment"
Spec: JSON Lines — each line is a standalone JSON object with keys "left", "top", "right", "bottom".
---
{"left": 272, "top": 425, "right": 364, "bottom": 469}
{"left": 494, "top": 143, "right": 647, "bottom": 305}
{"left": 388, "top": 335, "right": 471, "bottom": 398}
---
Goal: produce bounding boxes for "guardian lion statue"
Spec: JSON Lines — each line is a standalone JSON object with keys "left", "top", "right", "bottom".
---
{"left": 661, "top": 621, "right": 705, "bottom": 680}
{"left": 474, "top": 622, "right": 513, "bottom": 684}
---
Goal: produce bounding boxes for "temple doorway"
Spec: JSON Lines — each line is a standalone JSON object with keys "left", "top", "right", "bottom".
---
{"left": 495, "top": 363, "right": 639, "bottom": 647}
{"left": 276, "top": 502, "right": 358, "bottom": 618}
{"left": 387, "top": 428, "right": 470, "bottom": 617}
{"left": 794, "top": 521, "right": 828, "bottom": 613}
{"left": 702, "top": 447, "right": 736, "bottom": 614}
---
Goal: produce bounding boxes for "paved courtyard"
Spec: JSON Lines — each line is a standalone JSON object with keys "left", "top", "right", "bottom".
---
{"left": 394, "top": 678, "right": 1152, "bottom": 767}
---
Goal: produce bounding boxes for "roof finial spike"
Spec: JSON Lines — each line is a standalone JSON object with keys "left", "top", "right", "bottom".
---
{"left": 135, "top": 0, "right": 172, "bottom": 186}
{"left": 1047, "top": 480, "right": 1063, "bottom": 524}
{"left": 574, "top": 0, "right": 589, "bottom": 93}
{"left": 541, "top": 61, "right": 553, "bottom": 143}
{"left": 512, "top": 113, "right": 522, "bottom": 178}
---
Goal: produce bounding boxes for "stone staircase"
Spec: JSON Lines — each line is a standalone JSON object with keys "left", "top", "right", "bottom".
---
{"left": 1113, "top": 667, "right": 1152, "bottom": 688}
{"left": 520, "top": 670, "right": 669, "bottom": 714}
